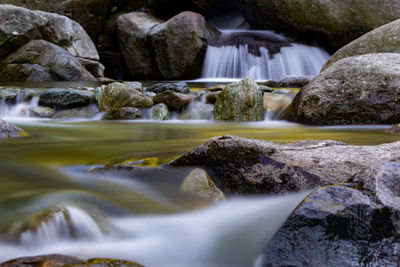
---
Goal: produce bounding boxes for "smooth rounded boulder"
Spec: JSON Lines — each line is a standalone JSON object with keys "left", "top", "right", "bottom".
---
{"left": 38, "top": 88, "right": 95, "bottom": 110}
{"left": 117, "top": 11, "right": 218, "bottom": 80}
{"left": 284, "top": 53, "right": 400, "bottom": 125}
{"left": 98, "top": 82, "right": 153, "bottom": 112}
{"left": 324, "top": 19, "right": 400, "bottom": 69}
{"left": 239, "top": 0, "right": 400, "bottom": 50}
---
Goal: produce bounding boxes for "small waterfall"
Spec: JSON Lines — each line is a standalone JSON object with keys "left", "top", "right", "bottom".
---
{"left": 201, "top": 13, "right": 330, "bottom": 81}
{"left": 18, "top": 206, "right": 105, "bottom": 245}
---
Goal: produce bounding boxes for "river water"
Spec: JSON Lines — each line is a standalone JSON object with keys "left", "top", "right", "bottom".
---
{"left": 0, "top": 84, "right": 399, "bottom": 265}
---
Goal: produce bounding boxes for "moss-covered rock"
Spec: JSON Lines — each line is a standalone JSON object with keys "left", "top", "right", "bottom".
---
{"left": 214, "top": 78, "right": 264, "bottom": 122}
{"left": 150, "top": 103, "right": 170, "bottom": 120}
{"left": 284, "top": 53, "right": 400, "bottom": 125}
{"left": 98, "top": 82, "right": 153, "bottom": 112}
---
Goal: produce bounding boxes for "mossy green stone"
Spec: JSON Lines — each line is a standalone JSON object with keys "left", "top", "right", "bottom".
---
{"left": 214, "top": 78, "right": 264, "bottom": 122}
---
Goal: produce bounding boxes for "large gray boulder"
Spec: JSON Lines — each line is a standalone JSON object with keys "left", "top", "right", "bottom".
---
{"left": 169, "top": 136, "right": 400, "bottom": 195}
{"left": 117, "top": 11, "right": 218, "bottom": 80}
{"left": 0, "top": 40, "right": 97, "bottom": 81}
{"left": 150, "top": 11, "right": 218, "bottom": 79}
{"left": 284, "top": 53, "right": 400, "bottom": 125}
{"left": 324, "top": 19, "right": 400, "bottom": 69}
{"left": 0, "top": 0, "right": 113, "bottom": 40}
{"left": 0, "top": 4, "right": 103, "bottom": 80}
{"left": 117, "top": 12, "right": 163, "bottom": 79}
{"left": 239, "top": 0, "right": 400, "bottom": 50}
{"left": 214, "top": 78, "right": 264, "bottom": 122}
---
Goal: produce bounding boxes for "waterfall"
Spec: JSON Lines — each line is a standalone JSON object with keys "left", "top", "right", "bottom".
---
{"left": 201, "top": 13, "right": 330, "bottom": 81}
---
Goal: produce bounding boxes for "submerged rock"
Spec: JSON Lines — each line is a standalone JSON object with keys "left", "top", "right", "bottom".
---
{"left": 146, "top": 82, "right": 190, "bottom": 94}
{"left": 263, "top": 185, "right": 400, "bottom": 266}
{"left": 104, "top": 107, "right": 142, "bottom": 120}
{"left": 98, "top": 82, "right": 153, "bottom": 112}
{"left": 214, "top": 78, "right": 264, "bottom": 122}
{"left": 0, "top": 119, "right": 29, "bottom": 138}
{"left": 0, "top": 254, "right": 84, "bottom": 267}
{"left": 153, "top": 90, "right": 196, "bottom": 110}
{"left": 38, "top": 89, "right": 95, "bottom": 110}
{"left": 0, "top": 255, "right": 144, "bottom": 267}
{"left": 284, "top": 53, "right": 400, "bottom": 125}
{"left": 386, "top": 124, "right": 400, "bottom": 133}
{"left": 181, "top": 168, "right": 225, "bottom": 201}
{"left": 150, "top": 103, "right": 170, "bottom": 120}
{"left": 53, "top": 105, "right": 98, "bottom": 119}
{"left": 169, "top": 136, "right": 400, "bottom": 195}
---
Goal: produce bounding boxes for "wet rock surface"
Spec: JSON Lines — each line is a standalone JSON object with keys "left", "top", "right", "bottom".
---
{"left": 150, "top": 103, "right": 170, "bottom": 120}
{"left": 153, "top": 90, "right": 196, "bottom": 111}
{"left": 98, "top": 82, "right": 153, "bottom": 112}
{"left": 0, "top": 119, "right": 28, "bottom": 138}
{"left": 0, "top": 255, "right": 144, "bottom": 267}
{"left": 169, "top": 136, "right": 400, "bottom": 195}
{"left": 263, "top": 185, "right": 400, "bottom": 267}
{"left": 284, "top": 53, "right": 400, "bottom": 125}
{"left": 38, "top": 89, "right": 95, "bottom": 110}
{"left": 214, "top": 78, "right": 264, "bottom": 122}
{"left": 146, "top": 82, "right": 190, "bottom": 94}
{"left": 104, "top": 107, "right": 142, "bottom": 120}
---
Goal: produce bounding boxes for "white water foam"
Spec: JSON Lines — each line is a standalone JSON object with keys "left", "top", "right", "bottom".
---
{"left": 202, "top": 34, "right": 330, "bottom": 80}
{"left": 0, "top": 192, "right": 309, "bottom": 267}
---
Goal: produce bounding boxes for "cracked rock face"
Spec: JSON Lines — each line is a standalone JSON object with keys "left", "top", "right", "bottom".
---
{"left": 168, "top": 135, "right": 400, "bottom": 195}
{"left": 0, "top": 4, "right": 103, "bottom": 81}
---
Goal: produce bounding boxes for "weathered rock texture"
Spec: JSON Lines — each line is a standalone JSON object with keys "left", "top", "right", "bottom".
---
{"left": 38, "top": 89, "right": 95, "bottom": 110}
{"left": 98, "top": 82, "right": 153, "bottom": 112}
{"left": 214, "top": 78, "right": 264, "bottom": 122}
{"left": 284, "top": 53, "right": 400, "bottom": 125}
{"left": 0, "top": 119, "right": 29, "bottom": 138}
{"left": 0, "top": 40, "right": 97, "bottom": 82}
{"left": 239, "top": 0, "right": 400, "bottom": 51}
{"left": 169, "top": 136, "right": 400, "bottom": 195}
{"left": 263, "top": 184, "right": 400, "bottom": 266}
{"left": 117, "top": 11, "right": 218, "bottom": 80}
{"left": 153, "top": 90, "right": 196, "bottom": 110}
{"left": 324, "top": 19, "right": 400, "bottom": 69}
{"left": 0, "top": 4, "right": 103, "bottom": 81}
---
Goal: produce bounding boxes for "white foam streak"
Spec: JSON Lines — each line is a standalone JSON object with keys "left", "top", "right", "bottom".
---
{"left": 0, "top": 193, "right": 309, "bottom": 267}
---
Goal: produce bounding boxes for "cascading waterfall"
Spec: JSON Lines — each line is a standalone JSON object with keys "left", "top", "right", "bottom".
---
{"left": 201, "top": 13, "right": 330, "bottom": 80}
